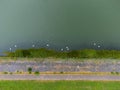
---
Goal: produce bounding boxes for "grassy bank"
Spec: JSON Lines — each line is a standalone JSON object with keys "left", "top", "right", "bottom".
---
{"left": 0, "top": 80, "right": 120, "bottom": 90}
{"left": 5, "top": 48, "right": 120, "bottom": 59}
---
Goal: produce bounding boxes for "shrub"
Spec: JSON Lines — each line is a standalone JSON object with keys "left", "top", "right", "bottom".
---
{"left": 53, "top": 72, "right": 56, "bottom": 74}
{"left": 16, "top": 70, "right": 19, "bottom": 73}
{"left": 34, "top": 71, "right": 39, "bottom": 75}
{"left": 116, "top": 72, "right": 119, "bottom": 75}
{"left": 10, "top": 72, "right": 13, "bottom": 74}
{"left": 111, "top": 72, "right": 115, "bottom": 74}
{"left": 28, "top": 67, "right": 32, "bottom": 74}
{"left": 3, "top": 72, "right": 8, "bottom": 74}
{"left": 60, "top": 71, "right": 64, "bottom": 74}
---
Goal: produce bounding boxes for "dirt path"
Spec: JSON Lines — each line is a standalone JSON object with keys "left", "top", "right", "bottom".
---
{"left": 0, "top": 74, "right": 120, "bottom": 81}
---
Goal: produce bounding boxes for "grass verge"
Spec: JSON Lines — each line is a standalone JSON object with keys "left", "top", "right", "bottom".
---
{"left": 0, "top": 80, "right": 120, "bottom": 90}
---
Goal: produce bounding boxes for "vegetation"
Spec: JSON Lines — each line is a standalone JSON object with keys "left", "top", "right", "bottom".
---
{"left": 28, "top": 67, "right": 32, "bottom": 74}
{"left": 34, "top": 71, "right": 39, "bottom": 75}
{"left": 60, "top": 71, "right": 64, "bottom": 74}
{"left": 0, "top": 80, "right": 120, "bottom": 90}
{"left": 3, "top": 72, "right": 8, "bottom": 74}
{"left": 10, "top": 72, "right": 13, "bottom": 74}
{"left": 111, "top": 72, "right": 119, "bottom": 75}
{"left": 5, "top": 48, "right": 120, "bottom": 59}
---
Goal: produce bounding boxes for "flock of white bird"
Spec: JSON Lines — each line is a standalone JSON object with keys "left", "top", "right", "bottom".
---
{"left": 9, "top": 42, "right": 101, "bottom": 52}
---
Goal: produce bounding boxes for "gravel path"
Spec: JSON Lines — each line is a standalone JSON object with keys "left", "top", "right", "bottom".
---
{"left": 0, "top": 74, "right": 120, "bottom": 80}
{"left": 0, "top": 59, "right": 120, "bottom": 72}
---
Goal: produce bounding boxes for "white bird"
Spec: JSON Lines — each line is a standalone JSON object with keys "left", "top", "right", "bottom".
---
{"left": 32, "top": 44, "right": 35, "bottom": 47}
{"left": 66, "top": 46, "right": 69, "bottom": 49}
{"left": 46, "top": 44, "right": 49, "bottom": 47}
{"left": 98, "top": 45, "right": 101, "bottom": 48}
{"left": 93, "top": 43, "right": 96, "bottom": 46}
{"left": 61, "top": 48, "right": 64, "bottom": 51}
{"left": 66, "top": 46, "right": 69, "bottom": 50}
{"left": 9, "top": 48, "right": 12, "bottom": 51}
{"left": 14, "top": 45, "right": 17, "bottom": 48}
{"left": 67, "top": 48, "right": 70, "bottom": 51}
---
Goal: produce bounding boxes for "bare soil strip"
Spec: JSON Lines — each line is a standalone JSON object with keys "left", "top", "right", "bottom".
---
{"left": 0, "top": 74, "right": 120, "bottom": 81}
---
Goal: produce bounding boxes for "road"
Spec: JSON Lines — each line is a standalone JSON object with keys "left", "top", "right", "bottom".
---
{"left": 0, "top": 74, "right": 120, "bottom": 80}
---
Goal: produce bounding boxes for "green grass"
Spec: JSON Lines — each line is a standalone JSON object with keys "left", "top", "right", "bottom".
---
{"left": 5, "top": 48, "right": 120, "bottom": 59}
{"left": 0, "top": 80, "right": 120, "bottom": 90}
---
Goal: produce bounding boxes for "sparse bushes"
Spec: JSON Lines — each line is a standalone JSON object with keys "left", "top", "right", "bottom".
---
{"left": 111, "top": 72, "right": 114, "bottom": 74}
{"left": 111, "top": 71, "right": 119, "bottom": 75}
